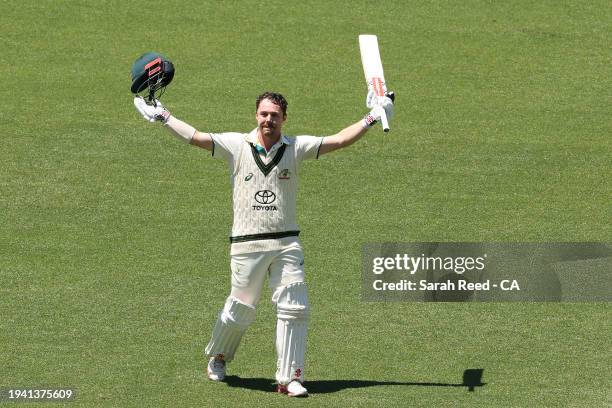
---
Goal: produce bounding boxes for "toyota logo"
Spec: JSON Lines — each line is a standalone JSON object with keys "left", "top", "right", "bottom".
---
{"left": 255, "top": 190, "right": 276, "bottom": 204}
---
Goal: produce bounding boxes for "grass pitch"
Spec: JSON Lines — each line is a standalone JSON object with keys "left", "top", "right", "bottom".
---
{"left": 1, "top": 1, "right": 610, "bottom": 407}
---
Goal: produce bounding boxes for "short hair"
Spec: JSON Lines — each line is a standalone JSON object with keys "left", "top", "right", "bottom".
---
{"left": 256, "top": 92, "right": 288, "bottom": 116}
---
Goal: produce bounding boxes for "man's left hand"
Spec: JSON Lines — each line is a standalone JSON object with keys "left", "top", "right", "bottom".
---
{"left": 363, "top": 90, "right": 395, "bottom": 128}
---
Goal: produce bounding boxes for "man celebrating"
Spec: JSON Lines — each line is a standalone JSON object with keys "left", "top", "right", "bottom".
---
{"left": 134, "top": 90, "right": 393, "bottom": 397}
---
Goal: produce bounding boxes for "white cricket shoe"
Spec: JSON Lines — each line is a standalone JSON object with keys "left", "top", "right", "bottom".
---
{"left": 277, "top": 380, "right": 308, "bottom": 397}
{"left": 207, "top": 354, "right": 226, "bottom": 381}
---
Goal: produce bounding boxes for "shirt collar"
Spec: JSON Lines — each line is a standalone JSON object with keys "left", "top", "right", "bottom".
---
{"left": 246, "top": 128, "right": 293, "bottom": 155}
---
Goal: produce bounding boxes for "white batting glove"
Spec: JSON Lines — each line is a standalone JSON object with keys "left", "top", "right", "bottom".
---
{"left": 133, "top": 96, "right": 171, "bottom": 123}
{"left": 366, "top": 89, "right": 395, "bottom": 109}
{"left": 365, "top": 89, "right": 377, "bottom": 108}
{"left": 363, "top": 91, "right": 395, "bottom": 128}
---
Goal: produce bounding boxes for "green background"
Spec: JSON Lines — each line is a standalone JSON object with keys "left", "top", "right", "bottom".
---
{"left": 1, "top": 1, "right": 610, "bottom": 406}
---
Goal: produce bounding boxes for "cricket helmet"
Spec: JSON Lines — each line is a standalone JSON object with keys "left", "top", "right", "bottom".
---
{"left": 130, "top": 52, "right": 175, "bottom": 99}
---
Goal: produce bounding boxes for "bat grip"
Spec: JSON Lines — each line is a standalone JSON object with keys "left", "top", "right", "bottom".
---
{"left": 380, "top": 110, "right": 390, "bottom": 132}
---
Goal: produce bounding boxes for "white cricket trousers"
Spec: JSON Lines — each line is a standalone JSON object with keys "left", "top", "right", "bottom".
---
{"left": 229, "top": 241, "right": 305, "bottom": 306}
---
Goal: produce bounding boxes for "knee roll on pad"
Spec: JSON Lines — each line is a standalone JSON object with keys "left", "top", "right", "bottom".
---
{"left": 276, "top": 281, "right": 309, "bottom": 321}
{"left": 221, "top": 296, "right": 257, "bottom": 328}
{"left": 205, "top": 297, "right": 256, "bottom": 362}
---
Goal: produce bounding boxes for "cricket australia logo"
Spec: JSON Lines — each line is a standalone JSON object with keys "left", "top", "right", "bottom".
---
{"left": 253, "top": 190, "right": 278, "bottom": 211}
{"left": 278, "top": 169, "right": 291, "bottom": 180}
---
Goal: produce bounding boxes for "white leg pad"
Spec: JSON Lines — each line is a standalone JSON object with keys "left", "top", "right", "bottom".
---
{"left": 205, "top": 296, "right": 256, "bottom": 362}
{"left": 275, "top": 282, "right": 309, "bottom": 384}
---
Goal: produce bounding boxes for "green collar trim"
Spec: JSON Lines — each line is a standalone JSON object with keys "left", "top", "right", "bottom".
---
{"left": 250, "top": 143, "right": 287, "bottom": 176}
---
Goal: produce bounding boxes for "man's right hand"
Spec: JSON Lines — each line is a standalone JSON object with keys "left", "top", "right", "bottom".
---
{"left": 133, "top": 96, "right": 171, "bottom": 123}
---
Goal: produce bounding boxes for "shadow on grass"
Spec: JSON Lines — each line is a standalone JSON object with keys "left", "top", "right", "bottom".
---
{"left": 224, "top": 368, "right": 486, "bottom": 394}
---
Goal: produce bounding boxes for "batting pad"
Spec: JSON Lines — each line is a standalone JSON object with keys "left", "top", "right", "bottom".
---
{"left": 205, "top": 296, "right": 256, "bottom": 362}
{"left": 275, "top": 282, "right": 309, "bottom": 384}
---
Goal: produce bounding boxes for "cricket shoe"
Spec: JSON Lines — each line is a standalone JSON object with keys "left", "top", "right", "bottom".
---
{"left": 277, "top": 380, "right": 308, "bottom": 397}
{"left": 207, "top": 354, "right": 226, "bottom": 381}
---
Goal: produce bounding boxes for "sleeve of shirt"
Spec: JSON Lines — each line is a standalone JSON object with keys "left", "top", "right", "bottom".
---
{"left": 294, "top": 135, "right": 324, "bottom": 162}
{"left": 209, "top": 132, "right": 244, "bottom": 161}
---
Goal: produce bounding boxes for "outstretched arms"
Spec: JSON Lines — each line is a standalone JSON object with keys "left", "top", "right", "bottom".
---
{"left": 133, "top": 90, "right": 394, "bottom": 156}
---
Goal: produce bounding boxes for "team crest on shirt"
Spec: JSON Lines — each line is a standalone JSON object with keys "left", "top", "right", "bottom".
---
{"left": 278, "top": 169, "right": 291, "bottom": 180}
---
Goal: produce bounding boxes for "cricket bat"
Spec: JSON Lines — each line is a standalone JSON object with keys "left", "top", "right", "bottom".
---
{"left": 359, "top": 34, "right": 390, "bottom": 132}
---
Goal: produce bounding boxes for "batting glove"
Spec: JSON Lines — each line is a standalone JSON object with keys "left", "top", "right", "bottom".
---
{"left": 133, "top": 96, "right": 171, "bottom": 123}
{"left": 363, "top": 91, "right": 395, "bottom": 128}
{"left": 366, "top": 89, "right": 395, "bottom": 109}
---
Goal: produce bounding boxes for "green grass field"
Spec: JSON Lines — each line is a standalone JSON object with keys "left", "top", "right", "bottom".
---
{"left": 1, "top": 1, "right": 610, "bottom": 406}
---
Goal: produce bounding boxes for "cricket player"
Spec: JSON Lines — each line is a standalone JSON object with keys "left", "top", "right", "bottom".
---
{"left": 134, "top": 90, "right": 394, "bottom": 397}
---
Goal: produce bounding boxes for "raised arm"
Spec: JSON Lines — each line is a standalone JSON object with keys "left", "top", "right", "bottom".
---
{"left": 318, "top": 91, "right": 395, "bottom": 156}
{"left": 133, "top": 96, "right": 213, "bottom": 151}
{"left": 318, "top": 120, "right": 369, "bottom": 156}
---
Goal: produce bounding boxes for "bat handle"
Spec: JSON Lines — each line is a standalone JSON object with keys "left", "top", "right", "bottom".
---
{"left": 380, "top": 110, "right": 390, "bottom": 132}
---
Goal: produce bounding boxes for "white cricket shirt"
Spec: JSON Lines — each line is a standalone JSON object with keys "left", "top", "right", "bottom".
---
{"left": 210, "top": 129, "right": 323, "bottom": 254}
